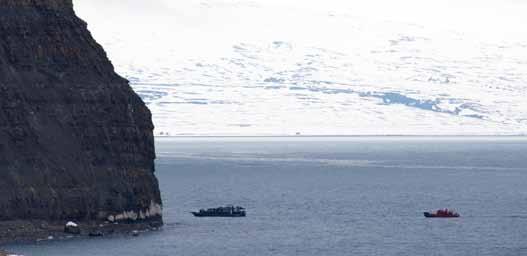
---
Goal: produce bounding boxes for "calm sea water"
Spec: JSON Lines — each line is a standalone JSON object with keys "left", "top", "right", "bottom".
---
{"left": 7, "top": 137, "right": 527, "bottom": 256}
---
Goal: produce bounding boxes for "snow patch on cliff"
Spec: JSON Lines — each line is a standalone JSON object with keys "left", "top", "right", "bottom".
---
{"left": 107, "top": 201, "right": 162, "bottom": 222}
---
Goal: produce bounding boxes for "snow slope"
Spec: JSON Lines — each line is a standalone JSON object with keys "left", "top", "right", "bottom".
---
{"left": 74, "top": 0, "right": 527, "bottom": 135}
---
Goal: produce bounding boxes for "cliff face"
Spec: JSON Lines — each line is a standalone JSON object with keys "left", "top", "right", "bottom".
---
{"left": 0, "top": 0, "right": 162, "bottom": 222}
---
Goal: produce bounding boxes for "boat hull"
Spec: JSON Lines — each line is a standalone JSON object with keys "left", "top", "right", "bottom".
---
{"left": 424, "top": 212, "right": 460, "bottom": 218}
{"left": 191, "top": 212, "right": 246, "bottom": 217}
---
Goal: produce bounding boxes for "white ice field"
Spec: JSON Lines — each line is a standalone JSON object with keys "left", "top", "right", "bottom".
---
{"left": 75, "top": 0, "right": 527, "bottom": 136}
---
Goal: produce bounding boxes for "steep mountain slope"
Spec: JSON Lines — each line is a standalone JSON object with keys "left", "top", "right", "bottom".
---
{"left": 0, "top": 0, "right": 161, "bottom": 226}
{"left": 76, "top": 0, "right": 527, "bottom": 135}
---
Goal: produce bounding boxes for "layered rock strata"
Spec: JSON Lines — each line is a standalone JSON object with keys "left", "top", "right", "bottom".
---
{"left": 0, "top": 0, "right": 162, "bottom": 233}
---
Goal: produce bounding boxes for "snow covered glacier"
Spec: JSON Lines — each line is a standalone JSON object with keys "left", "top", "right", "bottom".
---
{"left": 75, "top": 0, "right": 527, "bottom": 135}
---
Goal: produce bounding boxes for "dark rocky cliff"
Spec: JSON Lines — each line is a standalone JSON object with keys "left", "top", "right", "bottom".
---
{"left": 0, "top": 0, "right": 162, "bottom": 224}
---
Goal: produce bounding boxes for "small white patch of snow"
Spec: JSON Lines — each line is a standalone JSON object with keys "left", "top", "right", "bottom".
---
{"left": 107, "top": 201, "right": 163, "bottom": 222}
{"left": 65, "top": 221, "right": 78, "bottom": 227}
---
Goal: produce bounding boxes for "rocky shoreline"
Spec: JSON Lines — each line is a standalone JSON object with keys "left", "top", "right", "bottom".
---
{"left": 0, "top": 251, "right": 17, "bottom": 256}
{"left": 0, "top": 219, "right": 163, "bottom": 246}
